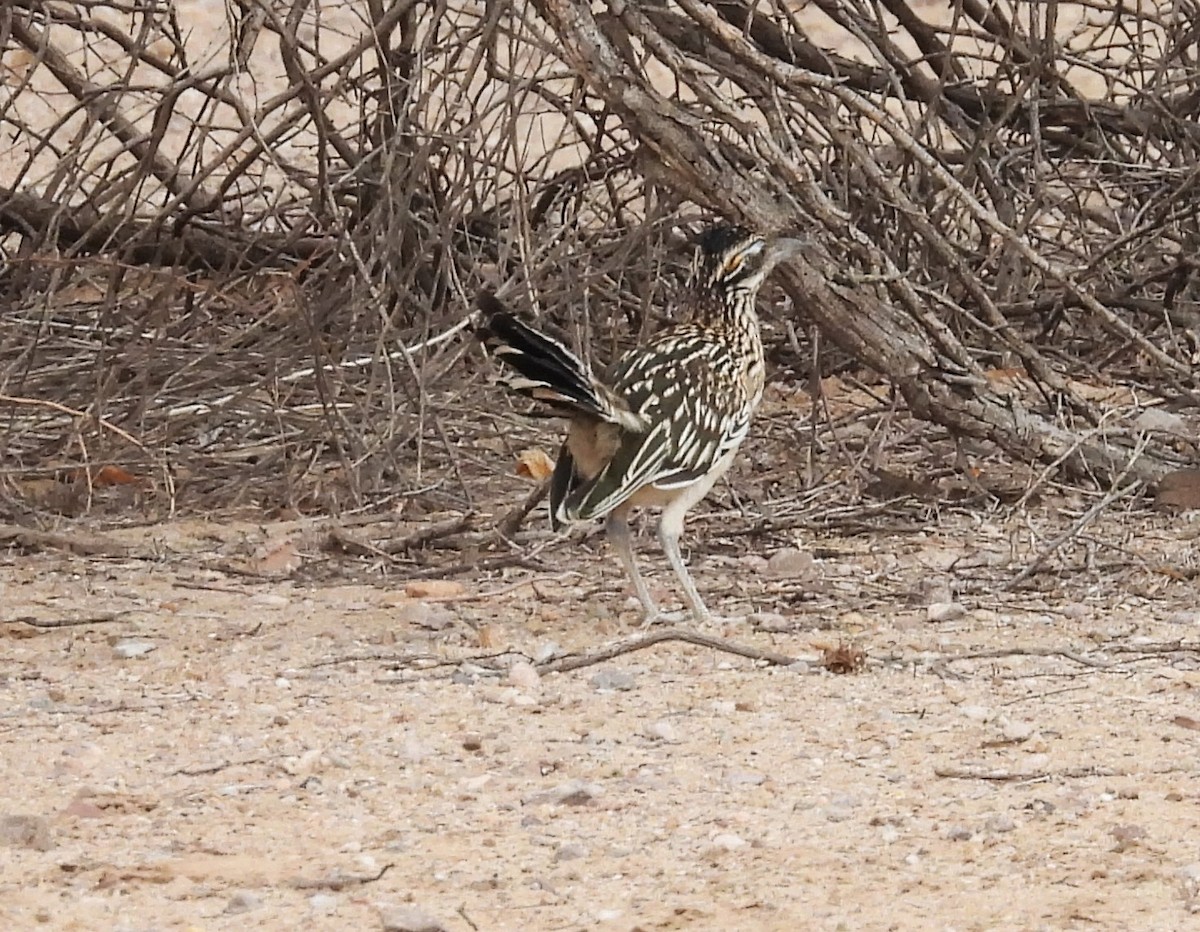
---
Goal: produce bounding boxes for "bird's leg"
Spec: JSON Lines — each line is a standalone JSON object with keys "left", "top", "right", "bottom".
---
{"left": 658, "top": 511, "right": 710, "bottom": 625}
{"left": 605, "top": 511, "right": 659, "bottom": 623}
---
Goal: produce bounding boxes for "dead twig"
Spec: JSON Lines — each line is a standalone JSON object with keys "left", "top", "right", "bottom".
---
{"left": 378, "top": 514, "right": 474, "bottom": 554}
{"left": 0, "top": 524, "right": 139, "bottom": 558}
{"left": 497, "top": 478, "right": 550, "bottom": 538}
{"left": 932, "top": 646, "right": 1114, "bottom": 672}
{"left": 6, "top": 613, "right": 123, "bottom": 628}
{"left": 1005, "top": 439, "right": 1149, "bottom": 590}
{"left": 290, "top": 863, "right": 393, "bottom": 891}
{"left": 172, "top": 758, "right": 266, "bottom": 777}
{"left": 934, "top": 765, "right": 1120, "bottom": 782}
{"left": 536, "top": 626, "right": 799, "bottom": 675}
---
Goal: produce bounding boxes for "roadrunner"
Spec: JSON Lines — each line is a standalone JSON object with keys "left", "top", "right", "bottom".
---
{"left": 476, "top": 224, "right": 803, "bottom": 623}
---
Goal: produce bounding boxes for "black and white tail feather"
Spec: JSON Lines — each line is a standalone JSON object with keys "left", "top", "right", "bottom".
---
{"left": 474, "top": 292, "right": 647, "bottom": 433}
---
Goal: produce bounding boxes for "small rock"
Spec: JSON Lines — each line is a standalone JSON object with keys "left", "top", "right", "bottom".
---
{"left": 111, "top": 638, "right": 156, "bottom": 659}
{"left": 726, "top": 770, "right": 766, "bottom": 787}
{"left": 377, "top": 904, "right": 447, "bottom": 932}
{"left": 644, "top": 719, "right": 679, "bottom": 743}
{"left": 396, "top": 601, "right": 454, "bottom": 631}
{"left": 507, "top": 661, "right": 541, "bottom": 691}
{"left": 1000, "top": 720, "right": 1035, "bottom": 743}
{"left": 461, "top": 733, "right": 483, "bottom": 752}
{"left": 985, "top": 814, "right": 1016, "bottom": 833}
{"left": 926, "top": 602, "right": 966, "bottom": 622}
{"left": 747, "top": 611, "right": 790, "bottom": 632}
{"left": 224, "top": 891, "right": 262, "bottom": 914}
{"left": 308, "top": 893, "right": 338, "bottom": 912}
{"left": 764, "top": 548, "right": 815, "bottom": 578}
{"left": 823, "top": 806, "right": 853, "bottom": 823}
{"left": 1134, "top": 408, "right": 1188, "bottom": 435}
{"left": 251, "top": 593, "right": 290, "bottom": 608}
{"left": 1167, "top": 610, "right": 1200, "bottom": 625}
{"left": 1110, "top": 823, "right": 1147, "bottom": 850}
{"left": 959, "top": 704, "right": 991, "bottom": 722}
{"left": 0, "top": 814, "right": 53, "bottom": 850}
{"left": 710, "top": 832, "right": 747, "bottom": 851}
{"left": 523, "top": 780, "right": 602, "bottom": 807}
{"left": 590, "top": 669, "right": 637, "bottom": 691}
{"left": 533, "top": 641, "right": 561, "bottom": 664}
{"left": 946, "top": 825, "right": 973, "bottom": 841}
{"left": 554, "top": 842, "right": 588, "bottom": 862}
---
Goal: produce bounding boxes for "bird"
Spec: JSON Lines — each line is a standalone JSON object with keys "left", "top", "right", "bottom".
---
{"left": 475, "top": 224, "right": 804, "bottom": 623}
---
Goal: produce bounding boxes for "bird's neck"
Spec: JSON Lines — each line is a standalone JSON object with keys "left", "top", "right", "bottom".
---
{"left": 690, "top": 286, "right": 764, "bottom": 357}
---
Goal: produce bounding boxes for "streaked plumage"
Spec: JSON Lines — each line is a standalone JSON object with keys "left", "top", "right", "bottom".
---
{"left": 475, "top": 224, "right": 803, "bottom": 623}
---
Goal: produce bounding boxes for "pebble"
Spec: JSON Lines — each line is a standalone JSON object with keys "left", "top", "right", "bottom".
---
{"left": 111, "top": 639, "right": 156, "bottom": 659}
{"left": 0, "top": 814, "right": 53, "bottom": 851}
{"left": 554, "top": 842, "right": 588, "bottom": 862}
{"left": 250, "top": 593, "right": 290, "bottom": 608}
{"left": 309, "top": 893, "right": 338, "bottom": 912}
{"left": 533, "top": 641, "right": 562, "bottom": 663}
{"left": 396, "top": 601, "right": 454, "bottom": 631}
{"left": 726, "top": 770, "right": 766, "bottom": 787}
{"left": 926, "top": 602, "right": 966, "bottom": 622}
{"left": 224, "top": 890, "right": 263, "bottom": 914}
{"left": 946, "top": 825, "right": 973, "bottom": 841}
{"left": 644, "top": 719, "right": 679, "bottom": 743}
{"left": 461, "top": 733, "right": 484, "bottom": 752}
{"left": 1000, "top": 720, "right": 1035, "bottom": 742}
{"left": 747, "top": 611, "right": 790, "bottom": 632}
{"left": 590, "top": 670, "right": 637, "bottom": 691}
{"left": 507, "top": 661, "right": 541, "bottom": 691}
{"left": 823, "top": 805, "right": 853, "bottom": 823}
{"left": 524, "top": 780, "right": 602, "bottom": 807}
{"left": 377, "top": 904, "right": 447, "bottom": 932}
{"left": 1134, "top": 408, "right": 1187, "bottom": 435}
{"left": 959, "top": 704, "right": 991, "bottom": 722}
{"left": 710, "top": 832, "right": 747, "bottom": 851}
{"left": 764, "top": 548, "right": 815, "bottom": 578}
{"left": 985, "top": 814, "right": 1016, "bottom": 833}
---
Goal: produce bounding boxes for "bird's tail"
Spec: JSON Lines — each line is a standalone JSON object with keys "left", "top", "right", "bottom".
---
{"left": 474, "top": 292, "right": 642, "bottom": 429}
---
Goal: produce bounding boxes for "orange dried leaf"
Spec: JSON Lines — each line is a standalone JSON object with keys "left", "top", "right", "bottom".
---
{"left": 250, "top": 539, "right": 303, "bottom": 575}
{"left": 515, "top": 448, "right": 555, "bottom": 482}
{"left": 92, "top": 465, "right": 140, "bottom": 487}
{"left": 405, "top": 580, "right": 465, "bottom": 599}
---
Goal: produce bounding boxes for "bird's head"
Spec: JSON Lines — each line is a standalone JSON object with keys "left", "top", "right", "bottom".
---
{"left": 693, "top": 223, "right": 806, "bottom": 294}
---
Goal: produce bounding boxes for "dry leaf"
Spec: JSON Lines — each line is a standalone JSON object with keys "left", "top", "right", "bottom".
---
{"left": 92, "top": 465, "right": 141, "bottom": 487}
{"left": 515, "top": 447, "right": 555, "bottom": 482}
{"left": 405, "top": 580, "right": 465, "bottom": 599}
{"left": 251, "top": 539, "right": 303, "bottom": 575}
{"left": 1155, "top": 469, "right": 1200, "bottom": 510}
{"left": 476, "top": 624, "right": 497, "bottom": 648}
{"left": 814, "top": 641, "right": 866, "bottom": 674}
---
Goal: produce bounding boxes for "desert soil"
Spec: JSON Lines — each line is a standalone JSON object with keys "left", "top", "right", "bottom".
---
{"left": 3, "top": 497, "right": 1200, "bottom": 932}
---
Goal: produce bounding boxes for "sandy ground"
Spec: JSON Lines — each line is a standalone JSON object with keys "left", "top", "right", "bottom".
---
{"left": 2, "top": 503, "right": 1200, "bottom": 932}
